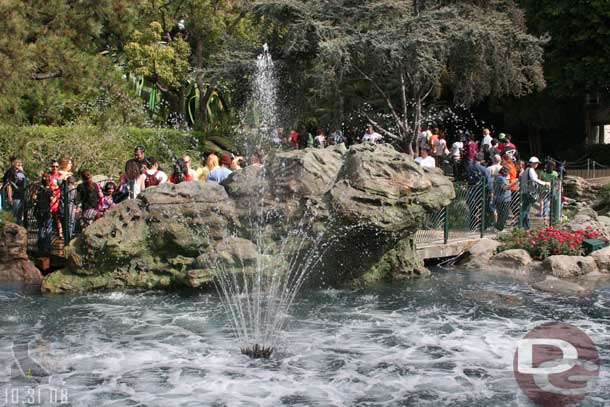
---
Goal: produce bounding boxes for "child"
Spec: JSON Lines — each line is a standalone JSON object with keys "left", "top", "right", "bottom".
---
{"left": 100, "top": 181, "right": 116, "bottom": 216}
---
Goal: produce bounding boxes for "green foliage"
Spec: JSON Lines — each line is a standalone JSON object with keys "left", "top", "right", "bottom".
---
{"left": 0, "top": 0, "right": 149, "bottom": 126}
{"left": 0, "top": 210, "right": 16, "bottom": 232}
{"left": 522, "top": 0, "right": 610, "bottom": 96}
{"left": 0, "top": 125, "right": 210, "bottom": 179}
{"left": 256, "top": 0, "right": 546, "bottom": 151}
{"left": 124, "top": 22, "right": 191, "bottom": 90}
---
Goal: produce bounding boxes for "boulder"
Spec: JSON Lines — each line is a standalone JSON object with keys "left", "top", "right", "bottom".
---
{"left": 532, "top": 276, "right": 589, "bottom": 296}
{"left": 490, "top": 249, "right": 532, "bottom": 269}
{"left": 460, "top": 238, "right": 502, "bottom": 269}
{"left": 42, "top": 144, "right": 454, "bottom": 293}
{"left": 562, "top": 176, "right": 599, "bottom": 203}
{"left": 589, "top": 246, "right": 610, "bottom": 273}
{"left": 0, "top": 222, "right": 43, "bottom": 284}
{"left": 543, "top": 255, "right": 598, "bottom": 278}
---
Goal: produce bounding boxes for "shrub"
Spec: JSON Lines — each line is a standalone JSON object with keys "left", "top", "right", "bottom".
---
{"left": 498, "top": 226, "right": 608, "bottom": 260}
{"left": 0, "top": 125, "right": 227, "bottom": 180}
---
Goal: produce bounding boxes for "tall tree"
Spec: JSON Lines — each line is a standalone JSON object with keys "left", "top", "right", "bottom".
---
{"left": 521, "top": 0, "right": 610, "bottom": 96}
{"left": 256, "top": 0, "right": 546, "bottom": 153}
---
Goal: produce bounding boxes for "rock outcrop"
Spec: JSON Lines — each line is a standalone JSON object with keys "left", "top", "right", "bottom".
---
{"left": 0, "top": 222, "right": 43, "bottom": 284}
{"left": 542, "top": 255, "right": 598, "bottom": 278}
{"left": 42, "top": 144, "right": 455, "bottom": 293}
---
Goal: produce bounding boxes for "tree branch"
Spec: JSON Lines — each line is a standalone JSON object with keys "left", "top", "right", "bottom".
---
{"left": 400, "top": 69, "right": 410, "bottom": 134}
{"left": 31, "top": 71, "right": 62, "bottom": 80}
{"left": 355, "top": 66, "right": 404, "bottom": 132}
{"left": 365, "top": 115, "right": 401, "bottom": 141}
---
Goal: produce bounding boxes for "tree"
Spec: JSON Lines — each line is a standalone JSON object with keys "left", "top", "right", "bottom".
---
{"left": 0, "top": 0, "right": 148, "bottom": 126}
{"left": 521, "top": 0, "right": 610, "bottom": 96}
{"left": 255, "top": 0, "right": 546, "bottom": 153}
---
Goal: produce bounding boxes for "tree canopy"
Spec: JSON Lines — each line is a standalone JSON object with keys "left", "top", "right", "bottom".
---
{"left": 255, "top": 0, "right": 546, "bottom": 152}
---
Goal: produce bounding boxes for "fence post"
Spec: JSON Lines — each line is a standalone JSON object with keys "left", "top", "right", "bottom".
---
{"left": 587, "top": 158, "right": 590, "bottom": 179}
{"left": 519, "top": 180, "right": 524, "bottom": 229}
{"left": 480, "top": 180, "right": 486, "bottom": 238}
{"left": 550, "top": 177, "right": 555, "bottom": 226}
{"left": 443, "top": 207, "right": 449, "bottom": 244}
{"left": 558, "top": 170, "right": 563, "bottom": 222}
{"left": 62, "top": 180, "right": 70, "bottom": 243}
{"left": 22, "top": 179, "right": 28, "bottom": 229}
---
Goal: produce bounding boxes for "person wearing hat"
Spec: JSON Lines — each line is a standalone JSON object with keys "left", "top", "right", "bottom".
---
{"left": 497, "top": 133, "right": 516, "bottom": 153}
{"left": 208, "top": 153, "right": 233, "bottom": 183}
{"left": 519, "top": 156, "right": 550, "bottom": 229}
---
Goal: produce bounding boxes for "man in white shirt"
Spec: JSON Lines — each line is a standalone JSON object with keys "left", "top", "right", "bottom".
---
{"left": 486, "top": 154, "right": 503, "bottom": 177}
{"left": 481, "top": 128, "right": 492, "bottom": 148}
{"left": 362, "top": 125, "right": 383, "bottom": 143}
{"left": 415, "top": 148, "right": 436, "bottom": 169}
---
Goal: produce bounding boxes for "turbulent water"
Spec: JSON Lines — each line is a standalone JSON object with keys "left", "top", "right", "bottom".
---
{"left": 1, "top": 270, "right": 609, "bottom": 406}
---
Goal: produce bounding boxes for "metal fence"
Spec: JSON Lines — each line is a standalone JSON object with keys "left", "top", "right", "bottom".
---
{"left": 416, "top": 174, "right": 563, "bottom": 246}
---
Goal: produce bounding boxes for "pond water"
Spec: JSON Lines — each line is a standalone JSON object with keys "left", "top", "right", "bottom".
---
{"left": 1, "top": 270, "right": 609, "bottom": 406}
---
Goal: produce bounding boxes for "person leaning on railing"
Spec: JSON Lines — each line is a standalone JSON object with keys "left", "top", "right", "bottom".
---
{"left": 1, "top": 156, "right": 27, "bottom": 225}
{"left": 519, "top": 157, "right": 550, "bottom": 230}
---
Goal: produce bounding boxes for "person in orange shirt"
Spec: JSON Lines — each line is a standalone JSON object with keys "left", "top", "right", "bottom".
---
{"left": 501, "top": 153, "right": 518, "bottom": 191}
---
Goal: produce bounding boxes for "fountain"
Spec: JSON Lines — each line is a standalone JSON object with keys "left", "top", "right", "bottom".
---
{"left": 213, "top": 44, "right": 322, "bottom": 358}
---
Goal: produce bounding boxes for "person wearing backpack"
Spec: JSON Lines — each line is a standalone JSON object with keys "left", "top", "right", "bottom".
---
{"left": 466, "top": 153, "right": 492, "bottom": 231}
{"left": 144, "top": 157, "right": 168, "bottom": 188}
{"left": 519, "top": 157, "right": 550, "bottom": 230}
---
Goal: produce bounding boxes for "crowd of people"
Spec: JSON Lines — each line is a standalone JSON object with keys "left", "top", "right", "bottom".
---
{"left": 411, "top": 127, "right": 562, "bottom": 231}
{"left": 1, "top": 124, "right": 562, "bottom": 256}
{"left": 0, "top": 147, "right": 265, "bottom": 254}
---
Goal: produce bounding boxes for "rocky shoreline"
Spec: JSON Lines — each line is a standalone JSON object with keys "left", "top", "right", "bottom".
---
{"left": 3, "top": 149, "right": 610, "bottom": 298}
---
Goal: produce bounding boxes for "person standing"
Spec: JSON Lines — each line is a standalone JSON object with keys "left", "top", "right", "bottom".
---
{"left": 208, "top": 153, "right": 233, "bottom": 183}
{"left": 494, "top": 167, "right": 517, "bottom": 231}
{"left": 77, "top": 170, "right": 103, "bottom": 230}
{"left": 181, "top": 155, "right": 197, "bottom": 182}
{"left": 415, "top": 148, "right": 436, "bottom": 169}
{"left": 362, "top": 125, "right": 383, "bottom": 144}
{"left": 481, "top": 128, "right": 492, "bottom": 149}
{"left": 2, "top": 156, "right": 27, "bottom": 225}
{"left": 519, "top": 157, "right": 550, "bottom": 230}
{"left": 540, "top": 161, "right": 560, "bottom": 224}
{"left": 314, "top": 129, "right": 327, "bottom": 148}
{"left": 32, "top": 173, "right": 54, "bottom": 253}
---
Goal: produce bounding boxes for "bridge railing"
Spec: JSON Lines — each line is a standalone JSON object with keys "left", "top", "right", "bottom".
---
{"left": 416, "top": 173, "right": 563, "bottom": 246}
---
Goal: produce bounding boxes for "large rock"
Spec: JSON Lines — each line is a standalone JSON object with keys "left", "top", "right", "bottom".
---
{"left": 0, "top": 222, "right": 43, "bottom": 284}
{"left": 490, "top": 249, "right": 532, "bottom": 269}
{"left": 460, "top": 238, "right": 502, "bottom": 269}
{"left": 562, "top": 176, "right": 599, "bottom": 203}
{"left": 589, "top": 246, "right": 610, "bottom": 273}
{"left": 42, "top": 144, "right": 454, "bottom": 293}
{"left": 532, "top": 276, "right": 589, "bottom": 296}
{"left": 542, "top": 255, "right": 598, "bottom": 278}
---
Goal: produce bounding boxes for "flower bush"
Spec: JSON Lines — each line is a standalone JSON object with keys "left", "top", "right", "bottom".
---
{"left": 498, "top": 226, "right": 608, "bottom": 260}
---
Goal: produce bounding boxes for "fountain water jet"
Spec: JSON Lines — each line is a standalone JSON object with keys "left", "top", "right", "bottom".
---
{"left": 213, "top": 44, "right": 325, "bottom": 359}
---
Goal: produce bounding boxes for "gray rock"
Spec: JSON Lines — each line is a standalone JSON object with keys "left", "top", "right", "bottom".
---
{"left": 589, "top": 246, "right": 610, "bottom": 273}
{"left": 597, "top": 216, "right": 610, "bottom": 228}
{"left": 0, "top": 222, "right": 43, "bottom": 284}
{"left": 43, "top": 145, "right": 454, "bottom": 292}
{"left": 490, "top": 249, "right": 532, "bottom": 269}
{"left": 460, "top": 238, "right": 502, "bottom": 269}
{"left": 532, "top": 276, "right": 589, "bottom": 296}
{"left": 543, "top": 255, "right": 598, "bottom": 278}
